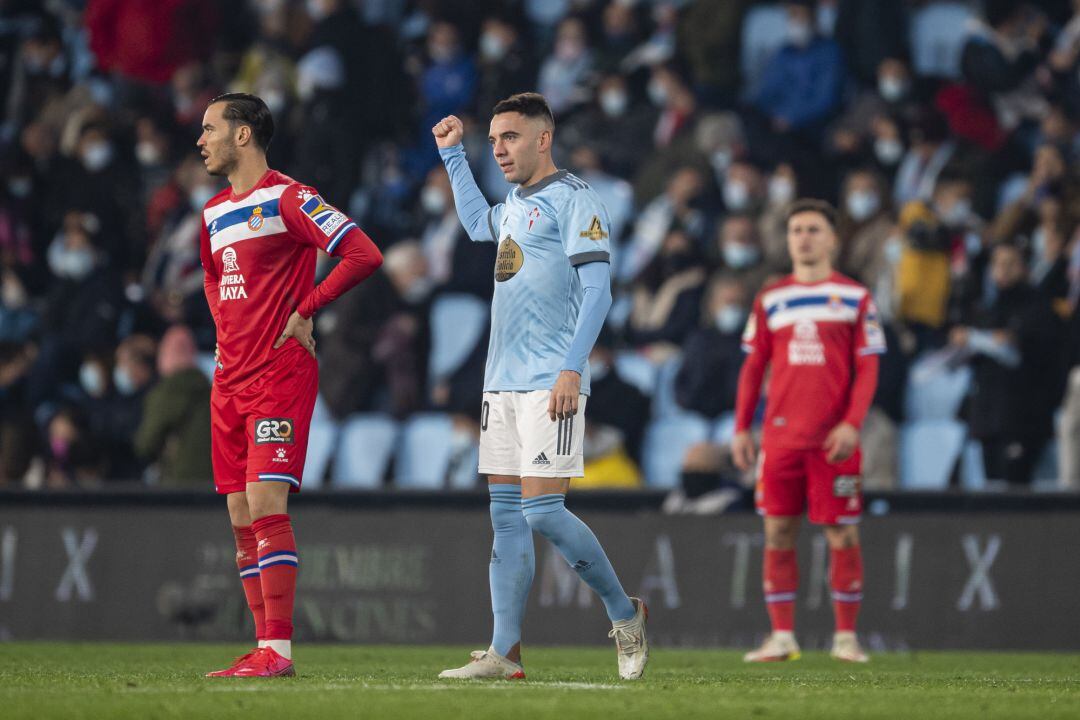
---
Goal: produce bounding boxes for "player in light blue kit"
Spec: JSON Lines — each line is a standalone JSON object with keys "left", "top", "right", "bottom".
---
{"left": 433, "top": 93, "right": 648, "bottom": 681}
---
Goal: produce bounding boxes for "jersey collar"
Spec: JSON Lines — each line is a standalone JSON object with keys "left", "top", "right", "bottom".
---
{"left": 517, "top": 169, "right": 568, "bottom": 198}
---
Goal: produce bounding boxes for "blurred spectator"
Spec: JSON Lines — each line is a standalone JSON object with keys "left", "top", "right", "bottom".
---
{"left": 676, "top": 0, "right": 748, "bottom": 105}
{"left": 413, "top": 21, "right": 476, "bottom": 175}
{"left": 833, "top": 0, "right": 909, "bottom": 86}
{"left": 837, "top": 168, "right": 894, "bottom": 288}
{"left": 474, "top": 15, "right": 534, "bottom": 118}
{"left": 893, "top": 110, "right": 955, "bottom": 207}
{"left": 619, "top": 166, "right": 706, "bottom": 283}
{"left": 85, "top": 0, "right": 220, "bottom": 85}
{"left": 1060, "top": 299, "right": 1080, "bottom": 488}
{"left": 568, "top": 145, "right": 634, "bottom": 245}
{"left": 0, "top": 341, "right": 37, "bottom": 484}
{"left": 646, "top": 63, "right": 697, "bottom": 149}
{"left": 625, "top": 229, "right": 707, "bottom": 359}
{"left": 415, "top": 166, "right": 494, "bottom": 298}
{"left": 895, "top": 201, "right": 950, "bottom": 349}
{"left": 714, "top": 214, "right": 769, "bottom": 291}
{"left": 537, "top": 16, "right": 592, "bottom": 116}
{"left": 92, "top": 334, "right": 157, "bottom": 481}
{"left": 557, "top": 73, "right": 656, "bottom": 180}
{"left": 674, "top": 274, "right": 749, "bottom": 419}
{"left": 594, "top": 1, "right": 644, "bottom": 75}
{"left": 42, "top": 406, "right": 105, "bottom": 488}
{"left": 134, "top": 325, "right": 211, "bottom": 486}
{"left": 584, "top": 336, "right": 651, "bottom": 464}
{"left": 951, "top": 241, "right": 1062, "bottom": 485}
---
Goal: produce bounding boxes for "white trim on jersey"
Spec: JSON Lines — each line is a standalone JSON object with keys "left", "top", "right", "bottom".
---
{"left": 210, "top": 216, "right": 287, "bottom": 254}
{"left": 203, "top": 184, "right": 291, "bottom": 225}
{"left": 761, "top": 282, "right": 867, "bottom": 310}
{"left": 766, "top": 303, "right": 860, "bottom": 331}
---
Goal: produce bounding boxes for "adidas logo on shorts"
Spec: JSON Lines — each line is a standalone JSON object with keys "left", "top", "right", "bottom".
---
{"left": 532, "top": 452, "right": 551, "bottom": 465}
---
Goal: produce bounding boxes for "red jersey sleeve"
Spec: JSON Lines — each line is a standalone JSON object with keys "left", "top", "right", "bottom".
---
{"left": 199, "top": 218, "right": 220, "bottom": 327}
{"left": 279, "top": 183, "right": 383, "bottom": 318}
{"left": 855, "top": 296, "right": 887, "bottom": 356}
{"left": 842, "top": 294, "right": 884, "bottom": 429}
{"left": 735, "top": 294, "right": 771, "bottom": 433}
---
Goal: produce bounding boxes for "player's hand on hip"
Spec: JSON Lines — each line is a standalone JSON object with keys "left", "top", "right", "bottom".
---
{"left": 548, "top": 370, "right": 581, "bottom": 421}
{"left": 824, "top": 422, "right": 859, "bottom": 463}
{"left": 432, "top": 115, "right": 464, "bottom": 148}
{"left": 731, "top": 430, "right": 756, "bottom": 471}
{"left": 273, "top": 310, "right": 316, "bottom": 359}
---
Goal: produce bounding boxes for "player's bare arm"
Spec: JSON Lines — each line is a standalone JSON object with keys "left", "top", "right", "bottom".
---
{"left": 273, "top": 310, "right": 316, "bottom": 359}
{"left": 432, "top": 115, "right": 464, "bottom": 148}
{"left": 548, "top": 370, "right": 581, "bottom": 421}
{"left": 732, "top": 430, "right": 756, "bottom": 471}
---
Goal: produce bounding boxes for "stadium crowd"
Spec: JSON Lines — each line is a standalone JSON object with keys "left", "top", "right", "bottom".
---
{"left": 1, "top": 0, "right": 1079, "bottom": 493}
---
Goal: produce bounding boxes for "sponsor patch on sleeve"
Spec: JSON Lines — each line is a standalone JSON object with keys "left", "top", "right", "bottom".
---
{"left": 579, "top": 215, "right": 608, "bottom": 241}
{"left": 299, "top": 192, "right": 347, "bottom": 237}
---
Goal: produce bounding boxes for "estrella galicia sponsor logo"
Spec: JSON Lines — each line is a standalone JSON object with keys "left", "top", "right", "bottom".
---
{"left": 255, "top": 418, "right": 294, "bottom": 445}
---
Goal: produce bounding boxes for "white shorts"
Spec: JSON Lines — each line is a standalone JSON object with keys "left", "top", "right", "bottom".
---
{"left": 478, "top": 390, "right": 587, "bottom": 478}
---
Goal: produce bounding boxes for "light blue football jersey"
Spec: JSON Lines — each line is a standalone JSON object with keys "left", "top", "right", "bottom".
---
{"left": 482, "top": 170, "right": 612, "bottom": 396}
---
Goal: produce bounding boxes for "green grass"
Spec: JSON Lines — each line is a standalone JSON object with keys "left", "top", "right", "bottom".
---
{"left": 1, "top": 644, "right": 1079, "bottom": 719}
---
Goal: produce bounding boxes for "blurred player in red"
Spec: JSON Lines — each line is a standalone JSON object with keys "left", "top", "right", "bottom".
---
{"left": 733, "top": 199, "right": 883, "bottom": 663}
{"left": 196, "top": 94, "right": 382, "bottom": 677}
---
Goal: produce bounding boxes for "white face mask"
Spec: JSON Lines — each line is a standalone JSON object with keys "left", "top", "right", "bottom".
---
{"left": 263, "top": 89, "right": 286, "bottom": 114}
{"left": 113, "top": 365, "right": 137, "bottom": 396}
{"left": 81, "top": 141, "right": 113, "bottom": 173}
{"left": 480, "top": 32, "right": 508, "bottom": 62}
{"left": 189, "top": 185, "right": 215, "bottom": 211}
{"left": 135, "top": 141, "right": 161, "bottom": 167}
{"left": 846, "top": 190, "right": 880, "bottom": 222}
{"left": 768, "top": 176, "right": 795, "bottom": 206}
{"left": 588, "top": 358, "right": 609, "bottom": 381}
{"left": 884, "top": 237, "right": 903, "bottom": 264}
{"left": 1032, "top": 227, "right": 1047, "bottom": 257}
{"left": 420, "top": 185, "right": 447, "bottom": 215}
{"left": 715, "top": 305, "right": 747, "bottom": 334}
{"left": 878, "top": 76, "right": 908, "bottom": 103}
{"left": 941, "top": 198, "right": 972, "bottom": 226}
{"left": 600, "top": 90, "right": 628, "bottom": 117}
{"left": 647, "top": 78, "right": 668, "bottom": 107}
{"left": 80, "top": 362, "right": 106, "bottom": 398}
{"left": 722, "top": 242, "right": 760, "bottom": 269}
{"left": 786, "top": 19, "right": 813, "bottom": 48}
{"left": 402, "top": 276, "right": 434, "bottom": 304}
{"left": 723, "top": 179, "right": 751, "bottom": 211}
{"left": 47, "top": 239, "right": 96, "bottom": 280}
{"left": 710, "top": 149, "right": 733, "bottom": 173}
{"left": 875, "top": 137, "right": 904, "bottom": 165}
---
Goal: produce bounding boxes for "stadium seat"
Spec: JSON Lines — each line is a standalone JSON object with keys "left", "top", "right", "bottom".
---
{"left": 740, "top": 3, "right": 788, "bottom": 98}
{"left": 303, "top": 396, "right": 339, "bottom": 489}
{"left": 899, "top": 419, "right": 967, "bottom": 489}
{"left": 395, "top": 413, "right": 455, "bottom": 489}
{"left": 909, "top": 2, "right": 976, "bottom": 80}
{"left": 711, "top": 411, "right": 738, "bottom": 446}
{"left": 332, "top": 413, "right": 399, "bottom": 488}
{"left": 905, "top": 355, "right": 971, "bottom": 421}
{"left": 959, "top": 439, "right": 987, "bottom": 490}
{"left": 614, "top": 351, "right": 659, "bottom": 396}
{"left": 428, "top": 293, "right": 488, "bottom": 384}
{"left": 641, "top": 414, "right": 710, "bottom": 489}
{"left": 652, "top": 355, "right": 685, "bottom": 418}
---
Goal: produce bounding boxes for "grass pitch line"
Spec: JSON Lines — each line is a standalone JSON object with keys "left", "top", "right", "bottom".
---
{"left": 118, "top": 680, "right": 628, "bottom": 693}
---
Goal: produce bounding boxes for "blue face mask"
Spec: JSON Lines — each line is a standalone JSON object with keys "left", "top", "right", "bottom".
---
{"left": 588, "top": 358, "right": 610, "bottom": 381}
{"left": 79, "top": 362, "right": 105, "bottom": 398}
{"left": 113, "top": 366, "right": 137, "bottom": 396}
{"left": 714, "top": 305, "right": 747, "bottom": 334}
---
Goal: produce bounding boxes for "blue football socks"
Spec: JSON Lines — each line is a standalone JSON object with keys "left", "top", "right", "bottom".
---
{"left": 488, "top": 484, "right": 535, "bottom": 657}
{"left": 522, "top": 493, "right": 635, "bottom": 622}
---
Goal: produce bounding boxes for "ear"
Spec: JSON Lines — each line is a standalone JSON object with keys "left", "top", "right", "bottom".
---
{"left": 537, "top": 127, "right": 552, "bottom": 154}
{"left": 235, "top": 124, "right": 252, "bottom": 148}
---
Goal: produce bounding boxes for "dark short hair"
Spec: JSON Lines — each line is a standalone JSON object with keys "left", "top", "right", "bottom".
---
{"left": 786, "top": 198, "right": 838, "bottom": 229}
{"left": 209, "top": 93, "right": 275, "bottom": 152}
{"left": 492, "top": 92, "right": 555, "bottom": 128}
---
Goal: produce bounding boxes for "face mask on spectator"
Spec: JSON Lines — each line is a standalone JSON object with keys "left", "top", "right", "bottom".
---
{"left": 884, "top": 237, "right": 903, "bottom": 264}
{"left": 190, "top": 185, "right": 215, "bottom": 211}
{"left": 786, "top": 19, "right": 813, "bottom": 48}
{"left": 113, "top": 365, "right": 137, "bottom": 396}
{"left": 1032, "top": 227, "right": 1047, "bottom": 258}
{"left": 263, "top": 89, "right": 286, "bottom": 114}
{"left": 940, "top": 198, "right": 971, "bottom": 227}
{"left": 600, "top": 89, "right": 628, "bottom": 117}
{"left": 8, "top": 177, "right": 31, "bottom": 198}
{"left": 135, "top": 141, "right": 161, "bottom": 167}
{"left": 588, "top": 358, "right": 609, "bottom": 381}
{"left": 421, "top": 185, "right": 447, "bottom": 215}
{"left": 402, "top": 276, "right": 434, "bottom": 304}
{"left": 768, "top": 176, "right": 795, "bottom": 206}
{"left": 80, "top": 141, "right": 113, "bottom": 173}
{"left": 723, "top": 179, "right": 751, "bottom": 211}
{"left": 846, "top": 190, "right": 880, "bottom": 222}
{"left": 715, "top": 305, "right": 747, "bottom": 334}
{"left": 47, "top": 239, "right": 96, "bottom": 281}
{"left": 879, "top": 76, "right": 908, "bottom": 103}
{"left": 647, "top": 79, "right": 668, "bottom": 107}
{"left": 480, "top": 32, "right": 508, "bottom": 62}
{"left": 79, "top": 362, "right": 106, "bottom": 398}
{"left": 710, "top": 149, "right": 733, "bottom": 173}
{"left": 874, "top": 138, "right": 903, "bottom": 165}
{"left": 722, "top": 242, "right": 761, "bottom": 269}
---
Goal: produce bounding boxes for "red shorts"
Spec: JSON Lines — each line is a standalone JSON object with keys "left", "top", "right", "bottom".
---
{"left": 754, "top": 445, "right": 863, "bottom": 525}
{"left": 210, "top": 349, "right": 318, "bottom": 495}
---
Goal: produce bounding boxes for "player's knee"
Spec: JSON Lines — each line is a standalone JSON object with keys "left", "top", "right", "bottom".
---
{"left": 824, "top": 525, "right": 859, "bottom": 549}
{"left": 764, "top": 518, "right": 800, "bottom": 549}
{"left": 490, "top": 502, "right": 525, "bottom": 533}
{"left": 521, "top": 498, "right": 567, "bottom": 537}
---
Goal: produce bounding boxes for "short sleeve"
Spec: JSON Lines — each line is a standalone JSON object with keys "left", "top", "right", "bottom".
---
{"left": 856, "top": 296, "right": 887, "bottom": 356}
{"left": 558, "top": 189, "right": 612, "bottom": 266}
{"left": 742, "top": 294, "right": 771, "bottom": 356}
{"left": 280, "top": 184, "right": 359, "bottom": 256}
{"left": 487, "top": 204, "right": 504, "bottom": 242}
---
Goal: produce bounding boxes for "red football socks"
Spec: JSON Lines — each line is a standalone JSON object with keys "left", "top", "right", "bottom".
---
{"left": 232, "top": 525, "right": 265, "bottom": 640}
{"left": 251, "top": 514, "right": 298, "bottom": 640}
{"left": 764, "top": 548, "right": 798, "bottom": 632}
{"left": 830, "top": 546, "right": 863, "bottom": 632}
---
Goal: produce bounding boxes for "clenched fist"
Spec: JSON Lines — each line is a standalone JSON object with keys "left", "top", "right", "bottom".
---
{"left": 432, "top": 115, "right": 464, "bottom": 148}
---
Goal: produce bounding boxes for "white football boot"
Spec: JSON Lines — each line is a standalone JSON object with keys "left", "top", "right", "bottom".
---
{"left": 830, "top": 631, "right": 869, "bottom": 663}
{"left": 608, "top": 597, "right": 649, "bottom": 680}
{"left": 744, "top": 631, "right": 802, "bottom": 662}
{"left": 438, "top": 647, "right": 525, "bottom": 680}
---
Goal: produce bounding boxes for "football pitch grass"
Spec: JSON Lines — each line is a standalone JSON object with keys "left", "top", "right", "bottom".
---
{"left": 2, "top": 644, "right": 1079, "bottom": 719}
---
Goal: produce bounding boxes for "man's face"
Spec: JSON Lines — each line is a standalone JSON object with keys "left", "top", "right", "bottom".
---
{"left": 197, "top": 102, "right": 239, "bottom": 177}
{"left": 489, "top": 112, "right": 547, "bottom": 184}
{"left": 991, "top": 245, "right": 1025, "bottom": 289}
{"left": 786, "top": 211, "right": 836, "bottom": 266}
